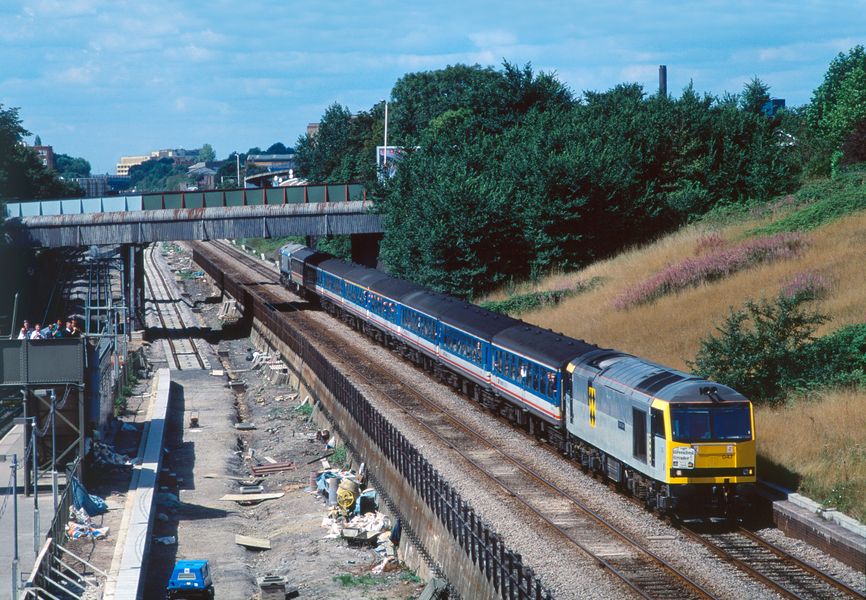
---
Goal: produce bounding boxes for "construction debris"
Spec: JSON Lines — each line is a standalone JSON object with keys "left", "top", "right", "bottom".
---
{"left": 234, "top": 422, "right": 257, "bottom": 430}
{"left": 219, "top": 492, "right": 284, "bottom": 503}
{"left": 67, "top": 521, "right": 110, "bottom": 540}
{"left": 250, "top": 461, "right": 296, "bottom": 476}
{"left": 235, "top": 534, "right": 271, "bottom": 550}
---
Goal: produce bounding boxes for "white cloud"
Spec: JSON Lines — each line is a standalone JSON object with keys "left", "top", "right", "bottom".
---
{"left": 52, "top": 64, "right": 99, "bottom": 84}
{"left": 469, "top": 30, "right": 517, "bottom": 48}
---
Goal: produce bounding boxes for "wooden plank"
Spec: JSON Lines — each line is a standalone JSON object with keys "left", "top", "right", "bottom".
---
{"left": 235, "top": 534, "right": 271, "bottom": 550}
{"left": 220, "top": 492, "right": 284, "bottom": 502}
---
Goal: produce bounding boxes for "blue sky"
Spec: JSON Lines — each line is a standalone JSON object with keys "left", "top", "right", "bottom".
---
{"left": 1, "top": 0, "right": 864, "bottom": 174}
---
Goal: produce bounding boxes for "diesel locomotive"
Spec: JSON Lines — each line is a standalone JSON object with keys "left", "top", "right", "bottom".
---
{"left": 279, "top": 243, "right": 756, "bottom": 517}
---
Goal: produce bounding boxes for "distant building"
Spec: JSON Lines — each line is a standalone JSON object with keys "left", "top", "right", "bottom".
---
{"left": 306, "top": 123, "right": 320, "bottom": 137}
{"left": 246, "top": 154, "right": 296, "bottom": 173}
{"left": 187, "top": 161, "right": 221, "bottom": 190}
{"left": 73, "top": 175, "right": 132, "bottom": 197}
{"left": 761, "top": 98, "right": 786, "bottom": 117}
{"left": 116, "top": 148, "right": 199, "bottom": 176}
{"left": 116, "top": 155, "right": 150, "bottom": 176}
{"left": 33, "top": 145, "right": 55, "bottom": 170}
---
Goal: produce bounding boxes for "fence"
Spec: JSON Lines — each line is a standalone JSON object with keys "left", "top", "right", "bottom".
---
{"left": 22, "top": 458, "right": 96, "bottom": 600}
{"left": 197, "top": 249, "right": 553, "bottom": 600}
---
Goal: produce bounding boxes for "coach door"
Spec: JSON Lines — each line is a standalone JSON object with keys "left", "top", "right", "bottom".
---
{"left": 632, "top": 408, "right": 647, "bottom": 463}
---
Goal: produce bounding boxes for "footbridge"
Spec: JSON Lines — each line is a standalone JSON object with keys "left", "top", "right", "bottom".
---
{"left": 2, "top": 183, "right": 382, "bottom": 249}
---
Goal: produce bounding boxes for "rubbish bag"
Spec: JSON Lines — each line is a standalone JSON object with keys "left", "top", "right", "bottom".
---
{"left": 70, "top": 476, "right": 108, "bottom": 516}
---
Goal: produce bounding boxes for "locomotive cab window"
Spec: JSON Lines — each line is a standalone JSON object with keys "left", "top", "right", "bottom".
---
{"left": 670, "top": 403, "right": 752, "bottom": 442}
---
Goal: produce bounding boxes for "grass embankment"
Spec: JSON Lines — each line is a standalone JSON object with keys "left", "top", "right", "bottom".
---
{"left": 756, "top": 391, "right": 866, "bottom": 521}
{"left": 482, "top": 169, "right": 866, "bottom": 519}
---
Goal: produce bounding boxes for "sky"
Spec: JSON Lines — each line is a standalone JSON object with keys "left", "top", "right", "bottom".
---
{"left": 1, "top": 1, "right": 864, "bottom": 175}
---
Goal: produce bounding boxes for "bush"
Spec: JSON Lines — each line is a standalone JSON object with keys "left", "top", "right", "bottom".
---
{"left": 794, "top": 324, "right": 866, "bottom": 390}
{"left": 480, "top": 278, "right": 601, "bottom": 315}
{"left": 751, "top": 165, "right": 866, "bottom": 234}
{"left": 690, "top": 293, "right": 828, "bottom": 403}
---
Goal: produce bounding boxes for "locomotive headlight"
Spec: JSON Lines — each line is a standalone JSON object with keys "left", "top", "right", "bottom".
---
{"left": 742, "top": 468, "right": 753, "bottom": 475}
{"left": 675, "top": 470, "right": 683, "bottom": 476}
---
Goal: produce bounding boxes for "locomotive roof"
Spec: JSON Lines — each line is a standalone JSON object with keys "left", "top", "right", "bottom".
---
{"left": 280, "top": 246, "right": 324, "bottom": 262}
{"left": 661, "top": 379, "right": 749, "bottom": 404}
{"left": 494, "top": 325, "right": 597, "bottom": 368}
{"left": 279, "top": 243, "right": 307, "bottom": 257}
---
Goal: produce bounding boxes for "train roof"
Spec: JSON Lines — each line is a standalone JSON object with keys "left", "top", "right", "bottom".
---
{"left": 400, "top": 291, "right": 519, "bottom": 339}
{"left": 317, "top": 258, "right": 357, "bottom": 278}
{"left": 494, "top": 325, "right": 597, "bottom": 368}
{"left": 370, "top": 277, "right": 427, "bottom": 302}
{"left": 348, "top": 265, "right": 391, "bottom": 288}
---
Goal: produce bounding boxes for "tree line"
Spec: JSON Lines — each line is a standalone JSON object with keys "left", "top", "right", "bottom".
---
{"left": 294, "top": 48, "right": 866, "bottom": 299}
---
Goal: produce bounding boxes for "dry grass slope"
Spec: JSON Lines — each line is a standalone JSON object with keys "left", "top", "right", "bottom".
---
{"left": 484, "top": 207, "right": 866, "bottom": 519}
{"left": 503, "top": 210, "right": 866, "bottom": 371}
{"left": 756, "top": 390, "right": 866, "bottom": 520}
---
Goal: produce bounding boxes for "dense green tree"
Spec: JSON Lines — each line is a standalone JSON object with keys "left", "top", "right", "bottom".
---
{"left": 199, "top": 143, "right": 216, "bottom": 162}
{"left": 265, "top": 142, "right": 291, "bottom": 154}
{"left": 807, "top": 46, "right": 866, "bottom": 171}
{"left": 0, "top": 104, "right": 81, "bottom": 202}
{"left": 128, "top": 158, "right": 191, "bottom": 192}
{"left": 740, "top": 77, "right": 771, "bottom": 114}
{"left": 375, "top": 69, "right": 798, "bottom": 297}
{"left": 294, "top": 102, "right": 385, "bottom": 187}
{"left": 54, "top": 153, "right": 91, "bottom": 178}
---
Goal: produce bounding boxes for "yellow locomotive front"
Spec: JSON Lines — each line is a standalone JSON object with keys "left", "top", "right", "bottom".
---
{"left": 657, "top": 389, "right": 756, "bottom": 516}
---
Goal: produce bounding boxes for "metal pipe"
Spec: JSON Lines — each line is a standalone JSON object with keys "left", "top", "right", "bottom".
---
{"left": 10, "top": 292, "right": 19, "bottom": 339}
{"left": 31, "top": 417, "right": 39, "bottom": 557}
{"left": 129, "top": 246, "right": 135, "bottom": 328}
{"left": 51, "top": 390, "right": 57, "bottom": 513}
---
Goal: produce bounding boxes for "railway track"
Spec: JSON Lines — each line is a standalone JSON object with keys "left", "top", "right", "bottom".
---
{"left": 681, "top": 525, "right": 864, "bottom": 599}
{"left": 194, "top": 240, "right": 720, "bottom": 599}
{"left": 144, "top": 244, "right": 209, "bottom": 370}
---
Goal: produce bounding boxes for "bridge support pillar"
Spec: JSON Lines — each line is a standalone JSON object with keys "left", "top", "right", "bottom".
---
{"left": 134, "top": 245, "right": 145, "bottom": 326}
{"left": 350, "top": 233, "right": 383, "bottom": 268}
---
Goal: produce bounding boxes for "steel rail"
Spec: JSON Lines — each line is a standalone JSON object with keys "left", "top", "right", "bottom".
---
{"left": 734, "top": 526, "right": 864, "bottom": 598}
{"left": 197, "top": 240, "right": 719, "bottom": 600}
{"left": 143, "top": 244, "right": 206, "bottom": 370}
{"left": 680, "top": 524, "right": 864, "bottom": 599}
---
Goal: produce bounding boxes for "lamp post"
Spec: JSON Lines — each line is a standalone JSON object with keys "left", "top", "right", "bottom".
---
{"left": 2, "top": 454, "right": 20, "bottom": 598}
{"left": 236, "top": 153, "right": 241, "bottom": 189}
{"left": 50, "top": 390, "right": 57, "bottom": 513}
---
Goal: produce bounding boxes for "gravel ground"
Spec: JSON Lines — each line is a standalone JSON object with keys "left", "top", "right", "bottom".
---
{"left": 195, "top": 243, "right": 866, "bottom": 600}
